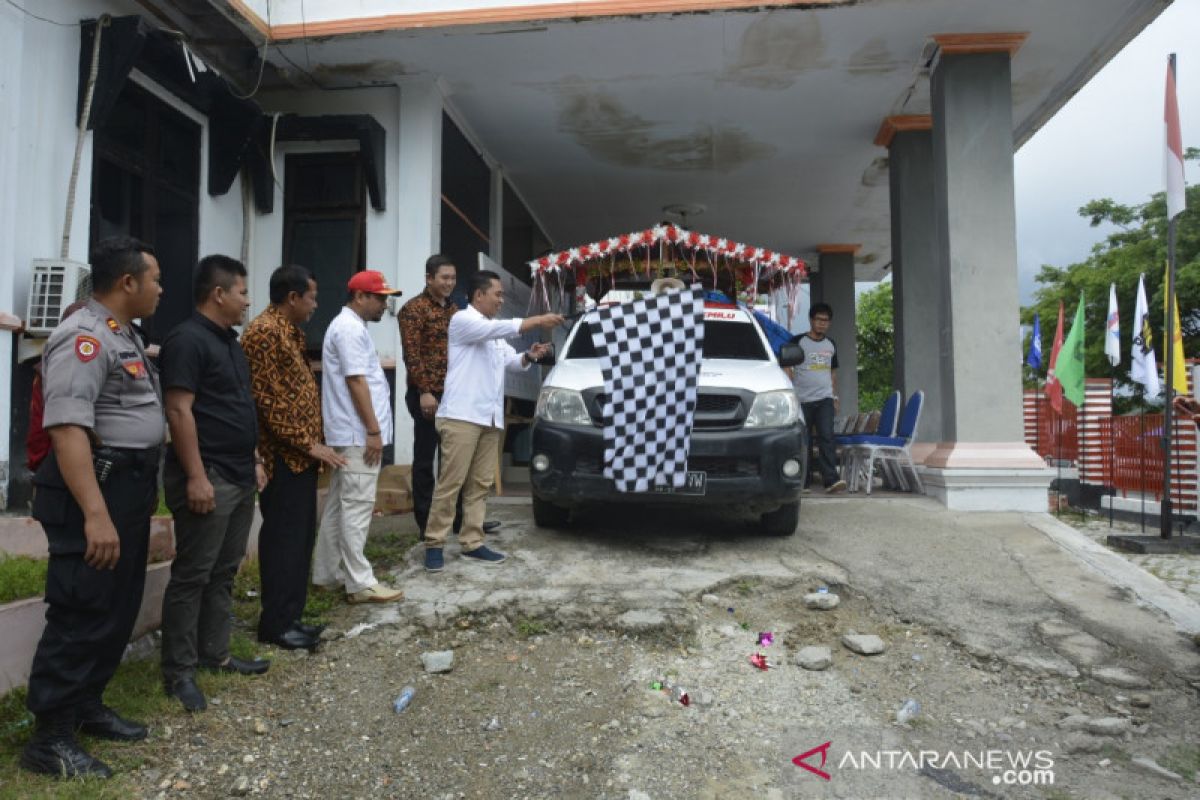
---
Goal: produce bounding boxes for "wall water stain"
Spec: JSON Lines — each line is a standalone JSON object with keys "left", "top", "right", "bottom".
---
{"left": 557, "top": 90, "right": 774, "bottom": 171}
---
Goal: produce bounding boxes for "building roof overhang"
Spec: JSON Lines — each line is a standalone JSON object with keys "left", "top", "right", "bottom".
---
{"left": 175, "top": 0, "right": 1169, "bottom": 281}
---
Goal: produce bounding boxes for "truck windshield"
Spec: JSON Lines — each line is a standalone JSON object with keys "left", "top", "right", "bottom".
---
{"left": 565, "top": 319, "right": 769, "bottom": 361}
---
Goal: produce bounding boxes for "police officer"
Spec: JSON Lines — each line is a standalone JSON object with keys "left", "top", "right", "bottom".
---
{"left": 21, "top": 236, "right": 164, "bottom": 779}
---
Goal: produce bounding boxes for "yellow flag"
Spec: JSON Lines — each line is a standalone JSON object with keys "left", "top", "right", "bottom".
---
{"left": 1164, "top": 261, "right": 1188, "bottom": 395}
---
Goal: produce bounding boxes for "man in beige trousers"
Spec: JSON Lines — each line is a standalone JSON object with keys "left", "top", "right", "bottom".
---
{"left": 422, "top": 270, "right": 562, "bottom": 572}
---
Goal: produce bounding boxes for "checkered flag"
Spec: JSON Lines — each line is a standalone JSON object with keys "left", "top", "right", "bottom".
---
{"left": 590, "top": 285, "right": 705, "bottom": 492}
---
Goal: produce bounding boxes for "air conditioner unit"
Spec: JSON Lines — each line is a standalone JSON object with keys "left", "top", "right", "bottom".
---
{"left": 26, "top": 259, "right": 91, "bottom": 335}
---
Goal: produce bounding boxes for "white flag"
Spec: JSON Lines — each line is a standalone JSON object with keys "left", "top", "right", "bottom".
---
{"left": 1130, "top": 274, "right": 1160, "bottom": 396}
{"left": 1105, "top": 282, "right": 1120, "bottom": 367}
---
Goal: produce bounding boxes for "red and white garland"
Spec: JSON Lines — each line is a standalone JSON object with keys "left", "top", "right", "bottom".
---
{"left": 527, "top": 223, "right": 807, "bottom": 279}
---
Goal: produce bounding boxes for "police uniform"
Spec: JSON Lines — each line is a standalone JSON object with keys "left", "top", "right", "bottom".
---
{"left": 26, "top": 297, "right": 164, "bottom": 719}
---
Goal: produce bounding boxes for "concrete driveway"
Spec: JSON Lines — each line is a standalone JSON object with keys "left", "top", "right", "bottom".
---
{"left": 392, "top": 494, "right": 1200, "bottom": 685}
{"left": 307, "top": 493, "right": 1200, "bottom": 797}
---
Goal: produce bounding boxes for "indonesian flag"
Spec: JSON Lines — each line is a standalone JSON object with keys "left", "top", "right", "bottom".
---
{"left": 1045, "top": 300, "right": 1065, "bottom": 413}
{"left": 1165, "top": 54, "right": 1186, "bottom": 221}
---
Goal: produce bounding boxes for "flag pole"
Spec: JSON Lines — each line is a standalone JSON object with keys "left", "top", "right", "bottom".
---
{"left": 1109, "top": 371, "right": 1115, "bottom": 528}
{"left": 1161, "top": 219, "right": 1179, "bottom": 539}
{"left": 1035, "top": 376, "right": 1041, "bottom": 465}
{"left": 1056, "top": 408, "right": 1063, "bottom": 518}
{"left": 1140, "top": 387, "right": 1146, "bottom": 533}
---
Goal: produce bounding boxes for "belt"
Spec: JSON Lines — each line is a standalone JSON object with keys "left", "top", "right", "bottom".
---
{"left": 93, "top": 445, "right": 161, "bottom": 471}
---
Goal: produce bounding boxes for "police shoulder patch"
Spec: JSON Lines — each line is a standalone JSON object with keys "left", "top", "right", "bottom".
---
{"left": 75, "top": 335, "right": 101, "bottom": 363}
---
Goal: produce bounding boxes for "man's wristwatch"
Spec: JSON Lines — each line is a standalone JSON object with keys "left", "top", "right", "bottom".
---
{"left": 366, "top": 429, "right": 381, "bottom": 436}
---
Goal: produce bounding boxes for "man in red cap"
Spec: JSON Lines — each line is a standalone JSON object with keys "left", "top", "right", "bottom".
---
{"left": 314, "top": 270, "right": 405, "bottom": 603}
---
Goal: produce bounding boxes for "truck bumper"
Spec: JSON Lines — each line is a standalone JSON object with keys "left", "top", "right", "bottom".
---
{"left": 529, "top": 420, "right": 807, "bottom": 513}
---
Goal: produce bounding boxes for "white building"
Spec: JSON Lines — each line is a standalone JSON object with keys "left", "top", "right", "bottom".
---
{"left": 0, "top": 0, "right": 1174, "bottom": 511}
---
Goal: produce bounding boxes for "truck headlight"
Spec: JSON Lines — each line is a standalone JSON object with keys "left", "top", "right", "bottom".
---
{"left": 744, "top": 390, "right": 800, "bottom": 428}
{"left": 535, "top": 387, "right": 592, "bottom": 426}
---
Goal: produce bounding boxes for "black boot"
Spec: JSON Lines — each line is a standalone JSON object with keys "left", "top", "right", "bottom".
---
{"left": 77, "top": 700, "right": 148, "bottom": 741}
{"left": 20, "top": 710, "right": 113, "bottom": 779}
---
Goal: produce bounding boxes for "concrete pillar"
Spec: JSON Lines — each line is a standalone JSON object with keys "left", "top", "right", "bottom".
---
{"left": 815, "top": 245, "right": 859, "bottom": 417}
{"left": 0, "top": 4, "right": 22, "bottom": 507}
{"left": 393, "top": 79, "right": 444, "bottom": 464}
{"left": 922, "top": 33, "right": 1050, "bottom": 510}
{"left": 876, "top": 116, "right": 944, "bottom": 454}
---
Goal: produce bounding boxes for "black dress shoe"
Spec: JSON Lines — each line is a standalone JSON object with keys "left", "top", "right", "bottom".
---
{"left": 259, "top": 626, "right": 319, "bottom": 651}
{"left": 165, "top": 677, "right": 207, "bottom": 712}
{"left": 483, "top": 520, "right": 501, "bottom": 533}
{"left": 200, "top": 656, "right": 271, "bottom": 676}
{"left": 21, "top": 712, "right": 112, "bottom": 779}
{"left": 76, "top": 703, "right": 147, "bottom": 741}
{"left": 294, "top": 620, "right": 326, "bottom": 638}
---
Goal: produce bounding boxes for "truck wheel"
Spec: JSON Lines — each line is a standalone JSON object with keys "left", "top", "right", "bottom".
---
{"left": 760, "top": 500, "right": 799, "bottom": 537}
{"left": 532, "top": 494, "right": 571, "bottom": 528}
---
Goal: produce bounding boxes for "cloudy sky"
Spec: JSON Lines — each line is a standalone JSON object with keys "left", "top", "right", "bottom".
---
{"left": 1014, "top": 0, "right": 1199, "bottom": 305}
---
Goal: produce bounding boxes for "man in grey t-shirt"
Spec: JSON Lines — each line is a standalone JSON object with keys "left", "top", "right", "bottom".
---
{"left": 790, "top": 303, "right": 847, "bottom": 493}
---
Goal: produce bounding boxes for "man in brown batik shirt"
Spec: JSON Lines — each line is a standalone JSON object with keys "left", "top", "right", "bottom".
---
{"left": 242, "top": 265, "right": 345, "bottom": 651}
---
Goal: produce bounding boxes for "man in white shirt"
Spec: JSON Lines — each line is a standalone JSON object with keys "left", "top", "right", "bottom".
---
{"left": 315, "top": 270, "right": 405, "bottom": 603}
{"left": 424, "top": 271, "right": 563, "bottom": 572}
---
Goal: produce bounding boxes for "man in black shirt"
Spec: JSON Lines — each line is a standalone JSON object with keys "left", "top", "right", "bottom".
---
{"left": 159, "top": 255, "right": 269, "bottom": 712}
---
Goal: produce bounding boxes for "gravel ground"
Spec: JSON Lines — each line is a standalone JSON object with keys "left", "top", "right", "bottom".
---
{"left": 114, "top": 569, "right": 1200, "bottom": 799}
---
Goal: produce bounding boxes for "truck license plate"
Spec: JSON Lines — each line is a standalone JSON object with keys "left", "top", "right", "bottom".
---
{"left": 647, "top": 471, "right": 707, "bottom": 496}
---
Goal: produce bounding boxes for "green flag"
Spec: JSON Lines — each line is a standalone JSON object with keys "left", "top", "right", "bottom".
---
{"left": 1056, "top": 292, "right": 1087, "bottom": 407}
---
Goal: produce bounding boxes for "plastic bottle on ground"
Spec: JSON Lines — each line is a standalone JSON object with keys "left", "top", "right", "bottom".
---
{"left": 393, "top": 686, "right": 416, "bottom": 713}
{"left": 895, "top": 698, "right": 920, "bottom": 724}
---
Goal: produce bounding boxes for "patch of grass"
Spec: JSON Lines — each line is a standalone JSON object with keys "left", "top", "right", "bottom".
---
{"left": 303, "top": 585, "right": 341, "bottom": 624}
{"left": 735, "top": 578, "right": 759, "bottom": 597}
{"left": 0, "top": 635, "right": 292, "bottom": 799}
{"left": 228, "top": 630, "right": 262, "bottom": 662}
{"left": 0, "top": 556, "right": 47, "bottom": 604}
{"left": 0, "top": 658, "right": 178, "bottom": 799}
{"left": 0, "top": 686, "right": 33, "bottom": 753}
{"left": 362, "top": 529, "right": 419, "bottom": 571}
{"left": 231, "top": 558, "right": 262, "bottom": 626}
{"left": 1159, "top": 743, "right": 1200, "bottom": 780}
{"left": 154, "top": 489, "right": 169, "bottom": 518}
{"left": 231, "top": 557, "right": 341, "bottom": 629}
{"left": 516, "top": 618, "right": 548, "bottom": 638}
{"left": 1098, "top": 743, "right": 1131, "bottom": 765}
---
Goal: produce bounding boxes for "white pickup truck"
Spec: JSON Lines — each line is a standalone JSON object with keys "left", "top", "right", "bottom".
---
{"left": 528, "top": 297, "right": 808, "bottom": 535}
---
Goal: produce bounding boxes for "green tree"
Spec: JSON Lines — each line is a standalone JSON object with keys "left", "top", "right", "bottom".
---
{"left": 857, "top": 280, "right": 894, "bottom": 410}
{"left": 1023, "top": 148, "right": 1200, "bottom": 405}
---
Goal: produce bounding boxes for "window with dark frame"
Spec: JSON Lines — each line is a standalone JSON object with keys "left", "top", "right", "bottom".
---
{"left": 283, "top": 152, "right": 367, "bottom": 351}
{"left": 440, "top": 114, "right": 491, "bottom": 301}
{"left": 89, "top": 80, "right": 200, "bottom": 344}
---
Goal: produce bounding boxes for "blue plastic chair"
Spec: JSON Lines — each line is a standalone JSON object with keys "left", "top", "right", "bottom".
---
{"left": 837, "top": 390, "right": 901, "bottom": 447}
{"left": 843, "top": 391, "right": 924, "bottom": 494}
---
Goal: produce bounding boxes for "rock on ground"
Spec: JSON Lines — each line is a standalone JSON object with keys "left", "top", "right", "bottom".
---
{"left": 841, "top": 634, "right": 885, "bottom": 655}
{"left": 795, "top": 646, "right": 833, "bottom": 671}
{"left": 421, "top": 650, "right": 455, "bottom": 673}
{"left": 804, "top": 592, "right": 840, "bottom": 610}
{"left": 1084, "top": 716, "right": 1132, "bottom": 736}
{"left": 1091, "top": 665, "right": 1150, "bottom": 689}
{"left": 1129, "top": 756, "right": 1182, "bottom": 782}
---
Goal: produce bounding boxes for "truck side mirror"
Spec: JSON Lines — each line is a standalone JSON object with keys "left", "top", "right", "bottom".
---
{"left": 778, "top": 343, "right": 804, "bottom": 368}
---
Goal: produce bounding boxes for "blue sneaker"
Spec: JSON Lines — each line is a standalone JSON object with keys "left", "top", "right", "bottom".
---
{"left": 424, "top": 547, "right": 444, "bottom": 573}
{"left": 461, "top": 545, "right": 507, "bottom": 566}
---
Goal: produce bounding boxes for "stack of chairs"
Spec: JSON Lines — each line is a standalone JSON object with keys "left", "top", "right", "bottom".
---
{"left": 838, "top": 391, "right": 924, "bottom": 495}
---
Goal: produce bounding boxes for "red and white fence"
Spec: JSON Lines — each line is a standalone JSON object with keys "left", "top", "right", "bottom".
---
{"left": 1023, "top": 376, "right": 1199, "bottom": 516}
